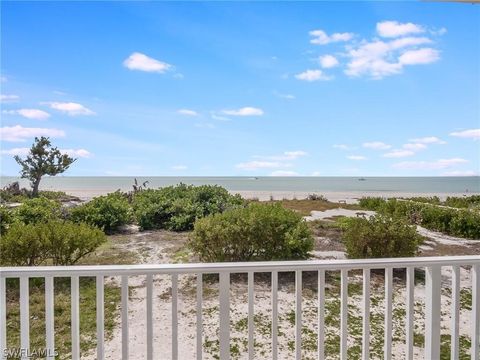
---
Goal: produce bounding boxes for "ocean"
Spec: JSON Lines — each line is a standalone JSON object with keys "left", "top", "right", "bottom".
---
{"left": 1, "top": 176, "right": 479, "bottom": 194}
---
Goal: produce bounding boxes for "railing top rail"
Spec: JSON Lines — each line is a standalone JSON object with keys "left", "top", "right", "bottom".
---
{"left": 1, "top": 255, "right": 479, "bottom": 278}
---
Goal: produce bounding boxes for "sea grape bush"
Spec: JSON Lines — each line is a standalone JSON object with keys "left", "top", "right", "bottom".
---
{"left": 132, "top": 184, "right": 244, "bottom": 231}
{"left": 190, "top": 202, "right": 314, "bottom": 262}
{"left": 0, "top": 221, "right": 106, "bottom": 266}
{"left": 359, "top": 197, "right": 480, "bottom": 239}
{"left": 70, "top": 192, "right": 132, "bottom": 233}
{"left": 14, "top": 197, "right": 63, "bottom": 225}
{"left": 342, "top": 215, "right": 422, "bottom": 259}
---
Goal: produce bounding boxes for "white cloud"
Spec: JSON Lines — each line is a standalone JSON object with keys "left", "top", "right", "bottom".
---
{"left": 270, "top": 170, "right": 299, "bottom": 176}
{"left": 0, "top": 125, "right": 66, "bottom": 142}
{"left": 345, "top": 32, "right": 439, "bottom": 79}
{"left": 393, "top": 158, "right": 468, "bottom": 170}
{"left": 295, "top": 69, "right": 332, "bottom": 82}
{"left": 44, "top": 102, "right": 95, "bottom": 116}
{"left": 123, "top": 52, "right": 172, "bottom": 73}
{"left": 172, "top": 165, "right": 187, "bottom": 170}
{"left": 442, "top": 170, "right": 478, "bottom": 177}
{"left": 347, "top": 155, "right": 367, "bottom": 160}
{"left": 398, "top": 48, "right": 440, "bottom": 65}
{"left": 309, "top": 30, "right": 354, "bottom": 45}
{"left": 3, "top": 109, "right": 50, "bottom": 120}
{"left": 403, "top": 143, "right": 427, "bottom": 151}
{"left": 0, "top": 147, "right": 30, "bottom": 156}
{"left": 177, "top": 109, "right": 198, "bottom": 116}
{"left": 319, "top": 55, "right": 339, "bottom": 68}
{"left": 362, "top": 141, "right": 391, "bottom": 150}
{"left": 409, "top": 136, "right": 446, "bottom": 144}
{"left": 311, "top": 171, "right": 321, "bottom": 176}
{"left": 0, "top": 94, "right": 19, "bottom": 103}
{"left": 376, "top": 21, "right": 424, "bottom": 38}
{"left": 61, "top": 149, "right": 92, "bottom": 158}
{"left": 236, "top": 161, "right": 291, "bottom": 170}
{"left": 450, "top": 129, "right": 480, "bottom": 140}
{"left": 333, "top": 144, "right": 350, "bottom": 150}
{"left": 222, "top": 107, "right": 264, "bottom": 116}
{"left": 383, "top": 149, "right": 415, "bottom": 158}
{"left": 1, "top": 147, "right": 91, "bottom": 158}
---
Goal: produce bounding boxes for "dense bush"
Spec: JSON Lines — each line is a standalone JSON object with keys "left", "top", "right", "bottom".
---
{"left": 190, "top": 203, "right": 314, "bottom": 262}
{"left": 342, "top": 215, "right": 422, "bottom": 259}
{"left": 445, "top": 195, "right": 480, "bottom": 209}
{"left": 14, "top": 197, "right": 62, "bottom": 224}
{"left": 132, "top": 184, "right": 244, "bottom": 231}
{"left": 0, "top": 206, "right": 15, "bottom": 234}
{"left": 70, "top": 192, "right": 132, "bottom": 233}
{"left": 359, "top": 197, "right": 480, "bottom": 239}
{"left": 0, "top": 221, "right": 106, "bottom": 266}
{"left": 358, "top": 197, "right": 386, "bottom": 210}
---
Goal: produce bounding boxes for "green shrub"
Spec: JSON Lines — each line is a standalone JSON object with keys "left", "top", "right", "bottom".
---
{"left": 343, "top": 215, "right": 422, "bottom": 259}
{"left": 132, "top": 184, "right": 244, "bottom": 231}
{"left": 14, "top": 197, "right": 62, "bottom": 224}
{"left": 190, "top": 203, "right": 314, "bottom": 262}
{"left": 358, "top": 197, "right": 386, "bottom": 210}
{"left": 70, "top": 192, "right": 131, "bottom": 233}
{"left": 0, "top": 221, "right": 106, "bottom": 266}
{"left": 0, "top": 205, "right": 15, "bottom": 234}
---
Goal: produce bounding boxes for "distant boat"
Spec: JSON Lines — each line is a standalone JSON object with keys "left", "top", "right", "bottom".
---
{"left": 358, "top": 178, "right": 366, "bottom": 181}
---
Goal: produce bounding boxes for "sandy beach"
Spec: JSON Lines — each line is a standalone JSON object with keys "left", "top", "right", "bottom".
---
{"left": 62, "top": 188, "right": 479, "bottom": 204}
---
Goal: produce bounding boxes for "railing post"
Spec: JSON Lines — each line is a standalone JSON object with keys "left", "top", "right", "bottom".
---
{"left": 472, "top": 265, "right": 480, "bottom": 359}
{"left": 425, "top": 265, "right": 441, "bottom": 359}
{"left": 219, "top": 272, "right": 230, "bottom": 360}
{"left": 45, "top": 276, "right": 55, "bottom": 360}
{"left": 0, "top": 277, "right": 6, "bottom": 360}
{"left": 20, "top": 277, "right": 29, "bottom": 360}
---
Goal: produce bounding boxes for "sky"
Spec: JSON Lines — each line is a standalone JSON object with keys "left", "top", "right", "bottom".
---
{"left": 1, "top": 1, "right": 479, "bottom": 177}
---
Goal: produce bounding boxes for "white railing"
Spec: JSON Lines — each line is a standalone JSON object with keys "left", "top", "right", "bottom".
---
{"left": 1, "top": 255, "right": 479, "bottom": 360}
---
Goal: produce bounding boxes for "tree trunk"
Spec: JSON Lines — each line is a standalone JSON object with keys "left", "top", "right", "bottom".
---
{"left": 32, "top": 177, "right": 41, "bottom": 197}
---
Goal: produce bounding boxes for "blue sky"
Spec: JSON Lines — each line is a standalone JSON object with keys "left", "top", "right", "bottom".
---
{"left": 1, "top": 1, "right": 479, "bottom": 176}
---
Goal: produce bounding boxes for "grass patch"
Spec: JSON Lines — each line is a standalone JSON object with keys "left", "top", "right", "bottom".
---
{"left": 273, "top": 199, "right": 361, "bottom": 217}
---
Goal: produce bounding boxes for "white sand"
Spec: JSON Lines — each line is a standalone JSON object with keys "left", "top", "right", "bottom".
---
{"left": 64, "top": 189, "right": 476, "bottom": 204}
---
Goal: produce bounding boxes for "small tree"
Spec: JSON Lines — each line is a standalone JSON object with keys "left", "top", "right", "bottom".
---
{"left": 14, "top": 137, "right": 76, "bottom": 197}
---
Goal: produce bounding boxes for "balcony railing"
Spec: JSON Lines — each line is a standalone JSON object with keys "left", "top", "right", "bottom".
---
{"left": 1, "top": 255, "right": 479, "bottom": 360}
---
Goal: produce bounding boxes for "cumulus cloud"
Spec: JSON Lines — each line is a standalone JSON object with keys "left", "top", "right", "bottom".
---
{"left": 409, "top": 136, "right": 446, "bottom": 144}
{"left": 44, "top": 102, "right": 95, "bottom": 116}
{"left": 319, "top": 55, "right": 339, "bottom": 68}
{"left": 177, "top": 109, "right": 198, "bottom": 116}
{"left": 393, "top": 158, "right": 468, "bottom": 170}
{"left": 403, "top": 143, "right": 427, "bottom": 151}
{"left": 398, "top": 48, "right": 440, "bottom": 65}
{"left": 347, "top": 155, "right": 367, "bottom": 160}
{"left": 344, "top": 21, "right": 441, "bottom": 79}
{"left": 2, "top": 109, "right": 50, "bottom": 120}
{"left": 376, "top": 21, "right": 424, "bottom": 38}
{"left": 0, "top": 125, "right": 65, "bottom": 142}
{"left": 221, "top": 107, "right": 264, "bottom": 116}
{"left": 0, "top": 94, "right": 19, "bottom": 103}
{"left": 1, "top": 147, "right": 91, "bottom": 158}
{"left": 295, "top": 69, "right": 332, "bottom": 82}
{"left": 273, "top": 91, "right": 295, "bottom": 100}
{"left": 362, "top": 141, "right": 391, "bottom": 150}
{"left": 270, "top": 170, "right": 299, "bottom": 176}
{"left": 123, "top": 52, "right": 172, "bottom": 73}
{"left": 383, "top": 149, "right": 415, "bottom": 158}
{"left": 450, "top": 129, "right": 480, "bottom": 140}
{"left": 255, "top": 150, "right": 307, "bottom": 161}
{"left": 309, "top": 30, "right": 354, "bottom": 45}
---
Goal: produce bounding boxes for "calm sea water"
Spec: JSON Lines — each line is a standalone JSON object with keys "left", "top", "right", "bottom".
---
{"left": 1, "top": 176, "right": 479, "bottom": 194}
